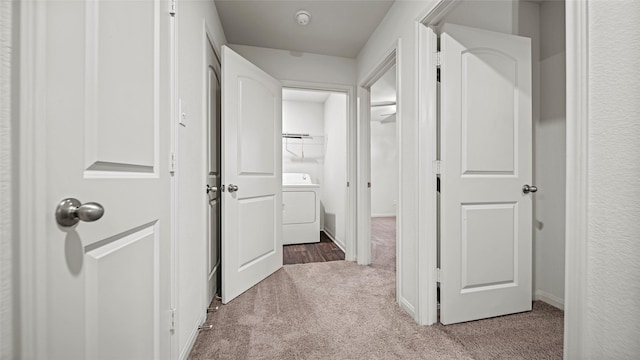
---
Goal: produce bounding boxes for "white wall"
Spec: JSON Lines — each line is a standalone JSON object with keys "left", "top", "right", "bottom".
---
{"left": 370, "top": 66, "right": 398, "bottom": 217}
{"left": 370, "top": 121, "right": 398, "bottom": 217}
{"left": 229, "top": 44, "right": 356, "bottom": 86}
{"left": 357, "top": 0, "right": 439, "bottom": 318}
{"left": 585, "top": 1, "right": 640, "bottom": 357}
{"left": 323, "top": 93, "right": 348, "bottom": 249}
{"left": 175, "top": 1, "right": 227, "bottom": 358}
{"left": 535, "top": 0, "right": 566, "bottom": 309}
{"left": 282, "top": 100, "right": 325, "bottom": 185}
{"left": 441, "top": 0, "right": 516, "bottom": 34}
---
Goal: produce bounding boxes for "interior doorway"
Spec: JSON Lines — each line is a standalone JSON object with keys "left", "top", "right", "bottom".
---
{"left": 280, "top": 88, "right": 350, "bottom": 264}
{"left": 369, "top": 66, "right": 398, "bottom": 270}
{"left": 418, "top": 0, "right": 567, "bottom": 327}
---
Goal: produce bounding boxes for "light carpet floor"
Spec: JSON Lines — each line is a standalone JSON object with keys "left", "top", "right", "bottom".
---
{"left": 189, "top": 217, "right": 563, "bottom": 359}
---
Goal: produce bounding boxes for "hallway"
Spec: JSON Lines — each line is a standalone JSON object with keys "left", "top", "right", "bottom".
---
{"left": 188, "top": 218, "right": 563, "bottom": 359}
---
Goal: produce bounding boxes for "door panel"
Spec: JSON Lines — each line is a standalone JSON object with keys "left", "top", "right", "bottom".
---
{"left": 461, "top": 50, "right": 517, "bottom": 175}
{"left": 222, "top": 46, "right": 282, "bottom": 303}
{"left": 85, "top": 224, "right": 158, "bottom": 360}
{"left": 440, "top": 23, "right": 532, "bottom": 325}
{"left": 237, "top": 78, "right": 277, "bottom": 175}
{"left": 85, "top": 0, "right": 157, "bottom": 172}
{"left": 42, "top": 0, "right": 171, "bottom": 358}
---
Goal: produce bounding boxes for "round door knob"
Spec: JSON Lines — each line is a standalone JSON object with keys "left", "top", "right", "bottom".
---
{"left": 522, "top": 184, "right": 538, "bottom": 194}
{"left": 227, "top": 184, "right": 239, "bottom": 193}
{"left": 55, "top": 198, "right": 105, "bottom": 227}
{"left": 206, "top": 185, "right": 218, "bottom": 194}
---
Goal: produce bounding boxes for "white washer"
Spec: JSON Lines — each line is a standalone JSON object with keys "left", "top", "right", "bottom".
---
{"left": 282, "top": 173, "right": 320, "bottom": 245}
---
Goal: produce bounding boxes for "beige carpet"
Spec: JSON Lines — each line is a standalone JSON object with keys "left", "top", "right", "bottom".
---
{"left": 189, "top": 217, "right": 563, "bottom": 359}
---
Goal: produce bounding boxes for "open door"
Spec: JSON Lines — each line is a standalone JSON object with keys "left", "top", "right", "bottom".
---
{"left": 221, "top": 46, "right": 283, "bottom": 303}
{"left": 33, "top": 0, "right": 172, "bottom": 358}
{"left": 439, "top": 24, "right": 533, "bottom": 324}
{"left": 206, "top": 36, "right": 222, "bottom": 305}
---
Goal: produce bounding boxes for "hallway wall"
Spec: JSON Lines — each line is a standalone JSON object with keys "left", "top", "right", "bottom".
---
{"left": 357, "top": 0, "right": 439, "bottom": 321}
{"left": 585, "top": 1, "right": 640, "bottom": 356}
{"left": 175, "top": 1, "right": 227, "bottom": 358}
{"left": 323, "top": 93, "right": 348, "bottom": 249}
{"left": 229, "top": 44, "right": 356, "bottom": 86}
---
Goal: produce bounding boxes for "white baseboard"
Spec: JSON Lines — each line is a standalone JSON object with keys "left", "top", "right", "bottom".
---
{"left": 179, "top": 313, "right": 207, "bottom": 360}
{"left": 321, "top": 228, "right": 345, "bottom": 252}
{"left": 534, "top": 290, "right": 565, "bottom": 310}
{"left": 371, "top": 213, "right": 396, "bottom": 218}
{"left": 399, "top": 296, "right": 416, "bottom": 319}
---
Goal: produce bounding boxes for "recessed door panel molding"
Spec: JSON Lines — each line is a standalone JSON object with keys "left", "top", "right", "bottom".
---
{"left": 440, "top": 23, "right": 532, "bottom": 325}
{"left": 237, "top": 76, "right": 277, "bottom": 176}
{"left": 237, "top": 195, "right": 277, "bottom": 269}
{"left": 461, "top": 49, "right": 517, "bottom": 176}
{"left": 85, "top": 223, "right": 159, "bottom": 360}
{"left": 460, "top": 202, "right": 517, "bottom": 292}
{"left": 84, "top": 0, "right": 159, "bottom": 177}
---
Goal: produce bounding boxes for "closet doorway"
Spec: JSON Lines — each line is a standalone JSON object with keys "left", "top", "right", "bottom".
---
{"left": 281, "top": 88, "right": 350, "bottom": 265}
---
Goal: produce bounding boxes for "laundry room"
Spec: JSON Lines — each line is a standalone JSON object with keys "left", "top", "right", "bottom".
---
{"left": 281, "top": 88, "right": 348, "bottom": 252}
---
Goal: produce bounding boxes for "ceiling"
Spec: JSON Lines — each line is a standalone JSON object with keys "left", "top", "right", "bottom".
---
{"left": 214, "top": 0, "right": 396, "bottom": 58}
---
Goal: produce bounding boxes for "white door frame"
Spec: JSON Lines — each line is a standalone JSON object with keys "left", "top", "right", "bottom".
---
{"left": 19, "top": 1, "right": 53, "bottom": 356}
{"left": 356, "top": 43, "right": 400, "bottom": 304}
{"left": 563, "top": 1, "right": 589, "bottom": 358}
{"left": 282, "top": 80, "right": 357, "bottom": 262}
{"left": 1, "top": 0, "right": 16, "bottom": 356}
{"left": 417, "top": 0, "right": 588, "bottom": 358}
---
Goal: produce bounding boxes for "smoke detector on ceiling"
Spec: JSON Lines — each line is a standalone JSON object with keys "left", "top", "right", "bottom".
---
{"left": 295, "top": 10, "right": 311, "bottom": 26}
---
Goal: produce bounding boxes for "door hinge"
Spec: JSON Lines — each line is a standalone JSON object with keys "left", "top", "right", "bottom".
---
{"left": 169, "top": 308, "right": 176, "bottom": 332}
{"left": 170, "top": 152, "right": 176, "bottom": 175}
{"left": 436, "top": 268, "right": 441, "bottom": 283}
{"left": 432, "top": 160, "right": 442, "bottom": 175}
{"left": 169, "top": 0, "right": 176, "bottom": 16}
{"left": 436, "top": 51, "right": 441, "bottom": 82}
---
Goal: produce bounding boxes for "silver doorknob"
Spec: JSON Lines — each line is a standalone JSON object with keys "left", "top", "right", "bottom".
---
{"left": 522, "top": 185, "right": 538, "bottom": 194}
{"left": 206, "top": 185, "right": 218, "bottom": 194}
{"left": 55, "top": 198, "right": 105, "bottom": 227}
{"left": 227, "top": 184, "right": 239, "bottom": 193}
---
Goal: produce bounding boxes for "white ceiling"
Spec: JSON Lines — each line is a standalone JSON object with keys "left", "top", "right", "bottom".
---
{"left": 214, "top": 0, "right": 396, "bottom": 58}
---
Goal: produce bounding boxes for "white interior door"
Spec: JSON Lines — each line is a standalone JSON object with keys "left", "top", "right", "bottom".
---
{"left": 38, "top": 0, "right": 171, "bottom": 358}
{"left": 206, "top": 36, "right": 222, "bottom": 306}
{"left": 439, "top": 23, "right": 533, "bottom": 325}
{"left": 221, "top": 46, "right": 282, "bottom": 304}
